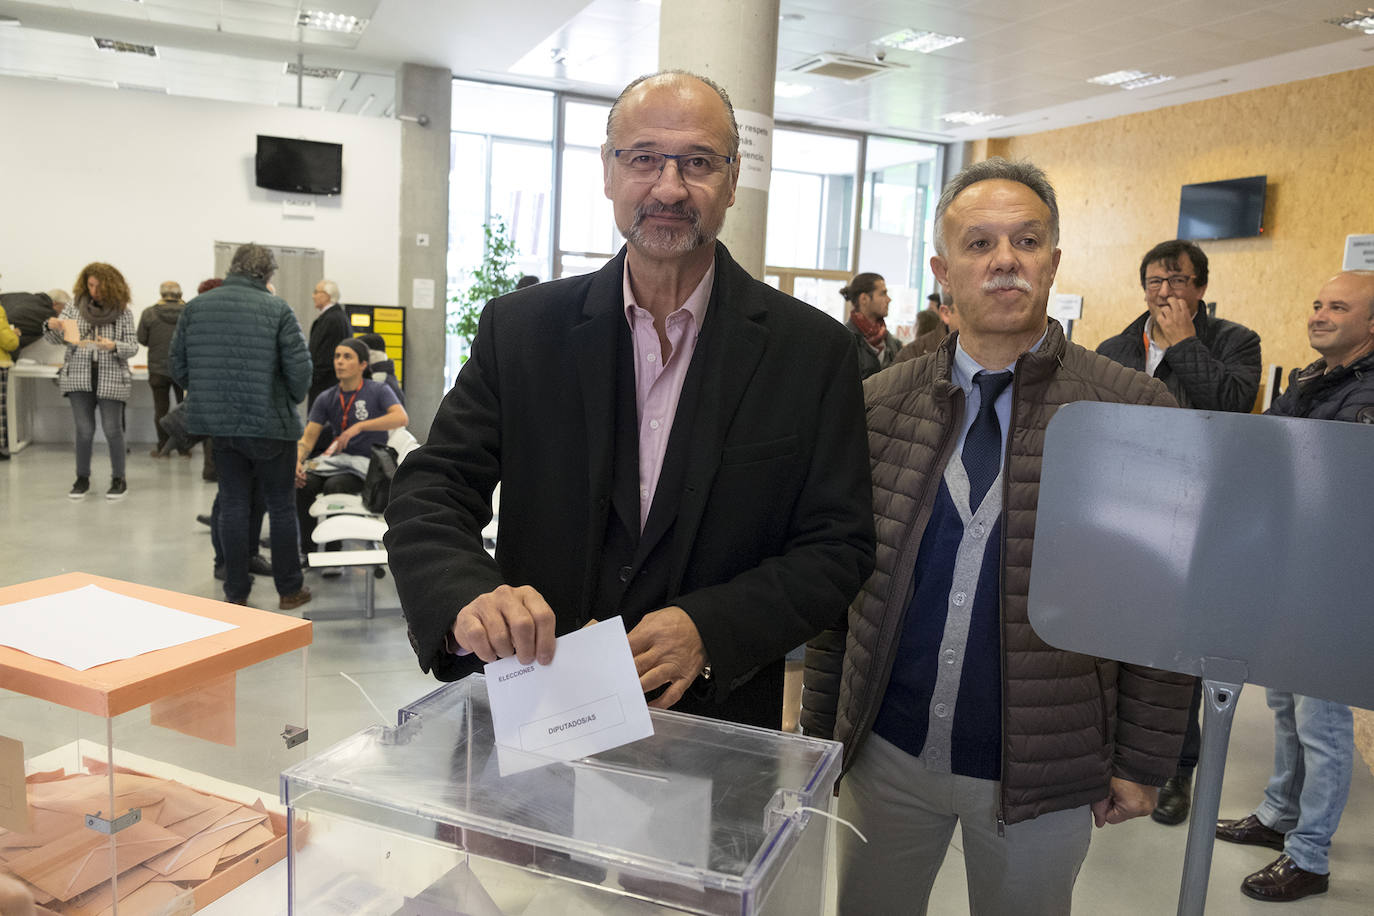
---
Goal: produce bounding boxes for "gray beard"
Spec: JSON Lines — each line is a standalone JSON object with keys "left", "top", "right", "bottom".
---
{"left": 625, "top": 206, "right": 722, "bottom": 254}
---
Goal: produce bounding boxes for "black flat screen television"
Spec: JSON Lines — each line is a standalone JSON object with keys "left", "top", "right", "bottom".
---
{"left": 255, "top": 134, "right": 342, "bottom": 195}
{"left": 1177, "top": 175, "right": 1265, "bottom": 241}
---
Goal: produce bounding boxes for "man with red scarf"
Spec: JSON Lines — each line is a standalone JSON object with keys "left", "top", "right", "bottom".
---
{"left": 843, "top": 272, "right": 902, "bottom": 378}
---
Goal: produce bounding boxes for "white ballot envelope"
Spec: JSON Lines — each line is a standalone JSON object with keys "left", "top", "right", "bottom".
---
{"left": 485, "top": 617, "right": 654, "bottom": 776}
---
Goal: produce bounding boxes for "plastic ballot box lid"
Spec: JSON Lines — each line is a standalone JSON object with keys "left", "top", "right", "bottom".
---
{"left": 281, "top": 675, "right": 842, "bottom": 915}
{"left": 1027, "top": 402, "right": 1374, "bottom": 709}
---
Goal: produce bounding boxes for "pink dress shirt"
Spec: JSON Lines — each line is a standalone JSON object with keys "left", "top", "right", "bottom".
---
{"left": 623, "top": 261, "right": 714, "bottom": 531}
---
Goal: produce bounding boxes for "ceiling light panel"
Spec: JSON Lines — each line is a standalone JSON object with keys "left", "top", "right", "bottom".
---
{"left": 1119, "top": 73, "right": 1174, "bottom": 89}
{"left": 877, "top": 29, "right": 965, "bottom": 53}
{"left": 298, "top": 10, "right": 368, "bottom": 34}
{"left": 93, "top": 37, "right": 157, "bottom": 57}
{"left": 1088, "top": 69, "right": 1151, "bottom": 86}
{"left": 1088, "top": 69, "right": 1174, "bottom": 90}
{"left": 941, "top": 110, "right": 1001, "bottom": 125}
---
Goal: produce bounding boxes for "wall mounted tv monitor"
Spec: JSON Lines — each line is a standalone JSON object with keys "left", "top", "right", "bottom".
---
{"left": 1177, "top": 175, "right": 1265, "bottom": 241}
{"left": 255, "top": 135, "right": 342, "bottom": 195}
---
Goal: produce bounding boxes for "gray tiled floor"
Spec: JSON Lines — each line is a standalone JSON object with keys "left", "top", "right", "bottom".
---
{"left": 2, "top": 443, "right": 1370, "bottom": 913}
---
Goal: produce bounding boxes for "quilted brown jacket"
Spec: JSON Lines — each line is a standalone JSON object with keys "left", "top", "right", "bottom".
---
{"left": 803, "top": 320, "right": 1194, "bottom": 825}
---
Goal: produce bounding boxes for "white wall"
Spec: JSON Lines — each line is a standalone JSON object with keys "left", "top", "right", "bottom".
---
{"left": 0, "top": 76, "right": 401, "bottom": 310}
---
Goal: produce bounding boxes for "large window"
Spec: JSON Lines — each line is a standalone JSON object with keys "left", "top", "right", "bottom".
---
{"left": 858, "top": 137, "right": 942, "bottom": 336}
{"left": 765, "top": 131, "right": 942, "bottom": 337}
{"left": 558, "top": 99, "right": 620, "bottom": 278}
{"left": 446, "top": 80, "right": 555, "bottom": 386}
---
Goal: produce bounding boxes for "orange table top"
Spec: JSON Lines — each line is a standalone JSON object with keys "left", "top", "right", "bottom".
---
{"left": 0, "top": 573, "right": 312, "bottom": 718}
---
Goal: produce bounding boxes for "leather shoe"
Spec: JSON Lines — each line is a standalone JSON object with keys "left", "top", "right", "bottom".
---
{"left": 1241, "top": 855, "right": 1328, "bottom": 902}
{"left": 1152, "top": 773, "right": 1191, "bottom": 825}
{"left": 248, "top": 554, "right": 273, "bottom": 576}
{"left": 1216, "top": 814, "right": 1286, "bottom": 851}
{"left": 279, "top": 587, "right": 312, "bottom": 611}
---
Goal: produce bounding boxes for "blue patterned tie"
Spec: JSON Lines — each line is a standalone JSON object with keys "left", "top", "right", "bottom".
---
{"left": 963, "top": 371, "right": 1014, "bottom": 508}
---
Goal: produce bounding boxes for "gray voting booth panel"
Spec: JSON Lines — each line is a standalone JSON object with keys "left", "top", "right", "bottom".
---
{"left": 1027, "top": 401, "right": 1374, "bottom": 711}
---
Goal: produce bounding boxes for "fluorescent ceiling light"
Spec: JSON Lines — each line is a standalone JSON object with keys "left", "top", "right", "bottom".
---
{"left": 1089, "top": 69, "right": 1174, "bottom": 90}
{"left": 93, "top": 37, "right": 157, "bottom": 57}
{"left": 1327, "top": 9, "right": 1374, "bottom": 33}
{"left": 297, "top": 10, "right": 368, "bottom": 34}
{"left": 1088, "top": 69, "right": 1150, "bottom": 86}
{"left": 774, "top": 80, "right": 813, "bottom": 98}
{"left": 878, "top": 28, "right": 965, "bottom": 53}
{"left": 941, "top": 110, "right": 1000, "bottom": 125}
{"left": 1120, "top": 73, "right": 1174, "bottom": 89}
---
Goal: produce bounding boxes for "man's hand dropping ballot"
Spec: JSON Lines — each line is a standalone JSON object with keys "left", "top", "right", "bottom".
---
{"left": 485, "top": 617, "right": 654, "bottom": 776}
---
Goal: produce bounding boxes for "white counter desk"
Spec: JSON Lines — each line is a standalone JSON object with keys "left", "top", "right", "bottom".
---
{"left": 6, "top": 348, "right": 152, "bottom": 453}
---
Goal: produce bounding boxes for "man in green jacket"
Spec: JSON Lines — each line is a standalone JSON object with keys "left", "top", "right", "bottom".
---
{"left": 170, "top": 243, "right": 313, "bottom": 610}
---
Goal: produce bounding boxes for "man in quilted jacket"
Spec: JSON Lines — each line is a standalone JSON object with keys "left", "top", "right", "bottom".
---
{"left": 170, "top": 243, "right": 313, "bottom": 611}
{"left": 803, "top": 158, "right": 1193, "bottom": 915}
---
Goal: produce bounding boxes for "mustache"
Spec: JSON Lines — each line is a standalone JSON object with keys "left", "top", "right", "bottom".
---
{"left": 634, "top": 201, "right": 699, "bottom": 224}
{"left": 981, "top": 274, "right": 1032, "bottom": 293}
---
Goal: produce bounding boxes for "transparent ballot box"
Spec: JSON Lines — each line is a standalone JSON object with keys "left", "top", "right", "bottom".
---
{"left": 281, "top": 674, "right": 841, "bottom": 915}
{"left": 0, "top": 573, "right": 312, "bottom": 913}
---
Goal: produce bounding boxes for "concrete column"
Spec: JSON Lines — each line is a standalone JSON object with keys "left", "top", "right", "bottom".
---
{"left": 659, "top": 0, "right": 779, "bottom": 279}
{"left": 396, "top": 63, "right": 452, "bottom": 442}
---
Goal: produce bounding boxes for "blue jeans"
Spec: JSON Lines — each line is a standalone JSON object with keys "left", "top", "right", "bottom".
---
{"left": 1253, "top": 690, "right": 1354, "bottom": 873}
{"left": 213, "top": 437, "right": 302, "bottom": 602}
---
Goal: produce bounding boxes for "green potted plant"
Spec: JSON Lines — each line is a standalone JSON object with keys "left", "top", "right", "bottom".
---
{"left": 448, "top": 216, "right": 520, "bottom": 354}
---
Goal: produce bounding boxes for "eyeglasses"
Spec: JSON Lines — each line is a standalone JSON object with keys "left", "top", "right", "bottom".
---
{"left": 1144, "top": 275, "right": 1196, "bottom": 291}
{"left": 613, "top": 149, "right": 734, "bottom": 183}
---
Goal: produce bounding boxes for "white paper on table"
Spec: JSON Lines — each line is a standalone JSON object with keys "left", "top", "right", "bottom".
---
{"left": 0, "top": 584, "right": 238, "bottom": 670}
{"left": 484, "top": 616, "right": 653, "bottom": 776}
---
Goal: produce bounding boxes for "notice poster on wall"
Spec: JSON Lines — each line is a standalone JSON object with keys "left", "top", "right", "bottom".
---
{"left": 1051, "top": 293, "right": 1084, "bottom": 322}
{"left": 412, "top": 278, "right": 435, "bottom": 310}
{"left": 734, "top": 110, "right": 773, "bottom": 192}
{"left": 1343, "top": 234, "right": 1374, "bottom": 270}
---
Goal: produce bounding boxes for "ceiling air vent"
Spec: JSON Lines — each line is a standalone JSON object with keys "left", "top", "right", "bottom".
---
{"left": 93, "top": 37, "right": 157, "bottom": 56}
{"left": 788, "top": 52, "right": 904, "bottom": 82}
{"left": 285, "top": 62, "right": 343, "bottom": 80}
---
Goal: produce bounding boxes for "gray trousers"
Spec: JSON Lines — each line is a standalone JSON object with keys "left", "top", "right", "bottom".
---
{"left": 837, "top": 733, "right": 1092, "bottom": 915}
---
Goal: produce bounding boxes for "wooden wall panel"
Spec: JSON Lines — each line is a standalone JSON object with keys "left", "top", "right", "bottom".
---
{"left": 990, "top": 65, "right": 1374, "bottom": 380}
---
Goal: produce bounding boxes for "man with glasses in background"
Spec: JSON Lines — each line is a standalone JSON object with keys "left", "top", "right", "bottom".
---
{"left": 386, "top": 70, "right": 875, "bottom": 729}
{"left": 1096, "top": 238, "right": 1262, "bottom": 827}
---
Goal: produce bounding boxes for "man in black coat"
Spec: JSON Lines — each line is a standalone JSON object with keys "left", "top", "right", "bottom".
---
{"left": 1096, "top": 239, "right": 1263, "bottom": 825}
{"left": 385, "top": 71, "right": 875, "bottom": 730}
{"left": 2, "top": 290, "right": 64, "bottom": 350}
{"left": 308, "top": 278, "right": 350, "bottom": 406}
{"left": 1097, "top": 239, "right": 1261, "bottom": 411}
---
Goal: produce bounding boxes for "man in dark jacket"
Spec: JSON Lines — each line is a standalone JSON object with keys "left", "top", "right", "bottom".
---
{"left": 804, "top": 158, "right": 1192, "bottom": 915}
{"left": 1097, "top": 240, "right": 1261, "bottom": 411}
{"left": 1214, "top": 270, "right": 1374, "bottom": 903}
{"left": 1, "top": 290, "right": 65, "bottom": 350}
{"left": 137, "top": 281, "right": 187, "bottom": 456}
{"left": 171, "top": 244, "right": 313, "bottom": 611}
{"left": 385, "top": 71, "right": 874, "bottom": 731}
{"left": 1096, "top": 239, "right": 1262, "bottom": 826}
{"left": 308, "top": 279, "right": 350, "bottom": 405}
